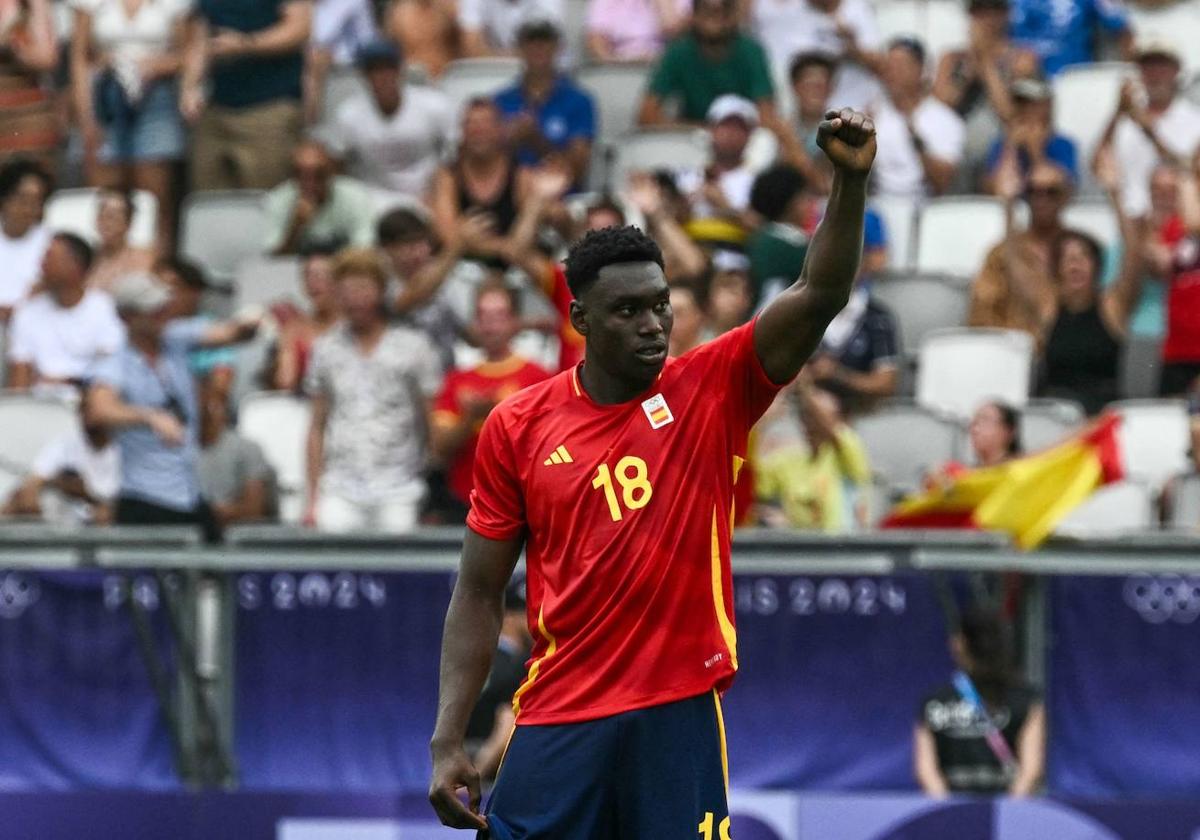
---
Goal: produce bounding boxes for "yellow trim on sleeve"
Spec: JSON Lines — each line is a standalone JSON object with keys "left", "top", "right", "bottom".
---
{"left": 710, "top": 507, "right": 738, "bottom": 671}
{"left": 511, "top": 606, "right": 557, "bottom": 718}
{"left": 430, "top": 409, "right": 460, "bottom": 427}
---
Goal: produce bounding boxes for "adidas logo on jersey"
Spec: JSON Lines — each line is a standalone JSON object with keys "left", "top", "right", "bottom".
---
{"left": 543, "top": 445, "right": 574, "bottom": 466}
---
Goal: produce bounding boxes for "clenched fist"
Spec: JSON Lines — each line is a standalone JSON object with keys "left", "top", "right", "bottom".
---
{"left": 816, "top": 108, "right": 877, "bottom": 175}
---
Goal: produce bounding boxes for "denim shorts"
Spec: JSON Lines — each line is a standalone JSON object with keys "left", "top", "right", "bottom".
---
{"left": 99, "top": 79, "right": 186, "bottom": 164}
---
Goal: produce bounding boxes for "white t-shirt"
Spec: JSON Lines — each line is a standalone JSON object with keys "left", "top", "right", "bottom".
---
{"left": 70, "top": 0, "right": 192, "bottom": 61}
{"left": 0, "top": 224, "right": 51, "bottom": 307}
{"left": 33, "top": 424, "right": 121, "bottom": 502}
{"left": 675, "top": 164, "right": 756, "bottom": 217}
{"left": 457, "top": 0, "right": 564, "bottom": 51}
{"left": 8, "top": 290, "right": 126, "bottom": 380}
{"left": 328, "top": 84, "right": 456, "bottom": 197}
{"left": 313, "top": 0, "right": 379, "bottom": 66}
{"left": 870, "top": 95, "right": 965, "bottom": 198}
{"left": 752, "top": 0, "right": 883, "bottom": 111}
{"left": 1115, "top": 97, "right": 1200, "bottom": 218}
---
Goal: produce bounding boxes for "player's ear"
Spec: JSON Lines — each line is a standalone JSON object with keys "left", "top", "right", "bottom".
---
{"left": 569, "top": 300, "right": 589, "bottom": 337}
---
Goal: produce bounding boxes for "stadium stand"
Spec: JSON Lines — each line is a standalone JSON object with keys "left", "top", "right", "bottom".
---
{"left": 45, "top": 188, "right": 158, "bottom": 249}
{"left": 915, "top": 328, "right": 1034, "bottom": 420}
{"left": 180, "top": 191, "right": 269, "bottom": 283}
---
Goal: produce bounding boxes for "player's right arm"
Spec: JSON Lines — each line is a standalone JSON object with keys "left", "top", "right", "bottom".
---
{"left": 429, "top": 529, "right": 523, "bottom": 830}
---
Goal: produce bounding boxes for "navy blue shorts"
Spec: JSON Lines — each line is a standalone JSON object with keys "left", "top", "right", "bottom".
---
{"left": 482, "top": 691, "right": 730, "bottom": 840}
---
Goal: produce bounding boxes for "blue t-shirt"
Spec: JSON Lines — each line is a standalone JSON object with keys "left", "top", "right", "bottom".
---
{"left": 494, "top": 77, "right": 596, "bottom": 168}
{"left": 864, "top": 207, "right": 887, "bottom": 252}
{"left": 90, "top": 319, "right": 207, "bottom": 511}
{"left": 1010, "top": 0, "right": 1129, "bottom": 76}
{"left": 985, "top": 134, "right": 1079, "bottom": 182}
{"left": 198, "top": 0, "right": 306, "bottom": 108}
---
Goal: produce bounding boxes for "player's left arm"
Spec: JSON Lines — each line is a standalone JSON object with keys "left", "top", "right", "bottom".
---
{"left": 753, "top": 108, "right": 877, "bottom": 384}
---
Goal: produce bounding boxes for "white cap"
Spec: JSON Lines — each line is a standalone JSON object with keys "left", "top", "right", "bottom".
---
{"left": 1135, "top": 36, "right": 1182, "bottom": 65}
{"left": 706, "top": 95, "right": 759, "bottom": 128}
{"left": 111, "top": 271, "right": 172, "bottom": 314}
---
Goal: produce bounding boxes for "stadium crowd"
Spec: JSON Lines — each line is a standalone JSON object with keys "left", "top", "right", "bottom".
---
{"left": 1, "top": 0, "right": 1200, "bottom": 536}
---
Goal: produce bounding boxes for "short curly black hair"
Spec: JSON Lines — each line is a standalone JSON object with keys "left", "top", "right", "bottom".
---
{"left": 563, "top": 225, "right": 664, "bottom": 299}
{"left": 0, "top": 157, "right": 52, "bottom": 205}
{"left": 749, "top": 164, "right": 807, "bottom": 223}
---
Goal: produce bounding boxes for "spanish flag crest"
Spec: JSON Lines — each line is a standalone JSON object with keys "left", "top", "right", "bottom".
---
{"left": 641, "top": 393, "right": 674, "bottom": 429}
{"left": 882, "top": 413, "right": 1125, "bottom": 549}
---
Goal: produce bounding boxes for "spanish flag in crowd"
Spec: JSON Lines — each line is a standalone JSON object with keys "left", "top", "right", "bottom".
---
{"left": 881, "top": 413, "right": 1125, "bottom": 549}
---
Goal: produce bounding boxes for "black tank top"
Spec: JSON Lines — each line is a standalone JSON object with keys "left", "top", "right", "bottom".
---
{"left": 455, "top": 160, "right": 518, "bottom": 236}
{"left": 1042, "top": 303, "right": 1122, "bottom": 415}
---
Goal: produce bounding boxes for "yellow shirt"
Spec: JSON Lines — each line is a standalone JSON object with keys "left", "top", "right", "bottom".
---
{"left": 754, "top": 427, "right": 871, "bottom": 532}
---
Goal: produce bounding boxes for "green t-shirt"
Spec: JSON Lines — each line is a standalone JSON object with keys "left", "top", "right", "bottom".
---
{"left": 747, "top": 222, "right": 808, "bottom": 307}
{"left": 649, "top": 33, "right": 775, "bottom": 122}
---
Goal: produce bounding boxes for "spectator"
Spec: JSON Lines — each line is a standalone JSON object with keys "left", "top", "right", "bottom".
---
{"left": 747, "top": 163, "right": 811, "bottom": 307}
{"left": 585, "top": 0, "right": 688, "bottom": 62}
{"left": 378, "top": 206, "right": 486, "bottom": 370}
{"left": 623, "top": 172, "right": 709, "bottom": 280}
{"left": 87, "top": 188, "right": 156, "bottom": 292}
{"left": 432, "top": 98, "right": 531, "bottom": 254}
{"left": 0, "top": 158, "right": 52, "bottom": 317}
{"left": 69, "top": 0, "right": 190, "bottom": 253}
{"left": 430, "top": 281, "right": 550, "bottom": 520}
{"left": 385, "top": 0, "right": 459, "bottom": 79}
{"left": 1127, "top": 163, "right": 1181, "bottom": 340}
{"left": 705, "top": 250, "right": 753, "bottom": 335}
{"left": 1156, "top": 158, "right": 1200, "bottom": 396}
{"left": 8, "top": 233, "right": 125, "bottom": 393}
{"left": 156, "top": 256, "right": 237, "bottom": 398}
{"left": 968, "top": 160, "right": 1071, "bottom": 339}
{"left": 269, "top": 244, "right": 341, "bottom": 392}
{"left": 790, "top": 52, "right": 837, "bottom": 169}
{"left": 197, "top": 385, "right": 276, "bottom": 527}
{"left": 458, "top": 0, "right": 563, "bottom": 56}
{"left": 915, "top": 607, "right": 1045, "bottom": 796}
{"left": 263, "top": 139, "right": 375, "bottom": 255}
{"left": 495, "top": 20, "right": 596, "bottom": 187}
{"left": 182, "top": 0, "right": 313, "bottom": 191}
{"left": 326, "top": 40, "right": 455, "bottom": 199}
{"left": 667, "top": 280, "right": 707, "bottom": 356}
{"left": 870, "top": 36, "right": 965, "bottom": 197}
{"left": 303, "top": 0, "right": 378, "bottom": 122}
{"left": 86, "top": 272, "right": 260, "bottom": 541}
{"left": 304, "top": 248, "right": 442, "bottom": 533}
{"left": 754, "top": 379, "right": 870, "bottom": 531}
{"left": 1009, "top": 0, "right": 1130, "bottom": 76}
{"left": 983, "top": 79, "right": 1078, "bottom": 192}
{"left": 0, "top": 0, "right": 60, "bottom": 169}
{"left": 968, "top": 400, "right": 1022, "bottom": 467}
{"left": 751, "top": 0, "right": 884, "bottom": 112}
{"left": 808, "top": 209, "right": 899, "bottom": 416}
{"left": 674, "top": 95, "right": 758, "bottom": 233}
{"left": 1100, "top": 40, "right": 1200, "bottom": 220}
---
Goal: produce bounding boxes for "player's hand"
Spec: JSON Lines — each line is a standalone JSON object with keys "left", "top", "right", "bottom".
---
{"left": 817, "top": 108, "right": 876, "bottom": 175}
{"left": 429, "top": 742, "right": 488, "bottom": 830}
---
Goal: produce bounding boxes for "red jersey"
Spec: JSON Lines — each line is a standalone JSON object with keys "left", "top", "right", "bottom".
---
{"left": 1165, "top": 234, "right": 1200, "bottom": 363}
{"left": 543, "top": 264, "right": 585, "bottom": 372}
{"left": 468, "top": 322, "right": 784, "bottom": 725}
{"left": 432, "top": 356, "right": 551, "bottom": 503}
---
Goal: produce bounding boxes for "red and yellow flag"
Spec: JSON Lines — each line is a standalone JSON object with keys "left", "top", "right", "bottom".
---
{"left": 881, "top": 413, "right": 1124, "bottom": 549}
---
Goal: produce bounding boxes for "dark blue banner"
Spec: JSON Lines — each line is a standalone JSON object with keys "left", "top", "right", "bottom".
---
{"left": 1049, "top": 574, "right": 1200, "bottom": 795}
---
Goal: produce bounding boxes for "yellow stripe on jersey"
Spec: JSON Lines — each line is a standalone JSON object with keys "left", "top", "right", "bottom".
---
{"left": 556, "top": 445, "right": 573, "bottom": 463}
{"left": 512, "top": 606, "right": 558, "bottom": 717}
{"left": 713, "top": 689, "right": 729, "bottom": 796}
{"left": 709, "top": 507, "right": 738, "bottom": 671}
{"left": 730, "top": 455, "right": 745, "bottom": 530}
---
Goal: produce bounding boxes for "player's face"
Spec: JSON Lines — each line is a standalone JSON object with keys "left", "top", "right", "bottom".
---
{"left": 576, "top": 261, "right": 672, "bottom": 387}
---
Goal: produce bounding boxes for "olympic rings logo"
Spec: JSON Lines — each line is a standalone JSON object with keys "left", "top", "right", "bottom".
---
{"left": 1123, "top": 575, "right": 1200, "bottom": 624}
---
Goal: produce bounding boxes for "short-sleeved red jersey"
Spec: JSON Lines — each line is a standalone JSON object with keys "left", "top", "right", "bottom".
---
{"left": 468, "top": 321, "right": 784, "bottom": 725}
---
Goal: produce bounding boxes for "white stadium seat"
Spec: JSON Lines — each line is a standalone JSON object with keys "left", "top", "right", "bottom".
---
{"left": 852, "top": 401, "right": 965, "bottom": 493}
{"left": 1169, "top": 473, "right": 1200, "bottom": 529}
{"left": 870, "top": 194, "right": 918, "bottom": 270}
{"left": 44, "top": 188, "right": 157, "bottom": 249}
{"left": 578, "top": 64, "right": 651, "bottom": 149}
{"left": 318, "top": 66, "right": 369, "bottom": 126}
{"left": 437, "top": 57, "right": 521, "bottom": 112}
{"left": 1111, "top": 399, "right": 1192, "bottom": 494}
{"left": 916, "top": 328, "right": 1034, "bottom": 420}
{"left": 611, "top": 128, "right": 710, "bottom": 188}
{"left": 874, "top": 0, "right": 968, "bottom": 62}
{"left": 1056, "top": 480, "right": 1154, "bottom": 537}
{"left": 180, "top": 191, "right": 268, "bottom": 283}
{"left": 0, "top": 393, "right": 78, "bottom": 475}
{"left": 1052, "top": 63, "right": 1134, "bottom": 165}
{"left": 1020, "top": 398, "right": 1086, "bottom": 453}
{"left": 233, "top": 257, "right": 305, "bottom": 312}
{"left": 914, "top": 196, "right": 1007, "bottom": 277}
{"left": 1063, "top": 199, "right": 1119, "bottom": 250}
{"left": 239, "top": 392, "right": 312, "bottom": 524}
{"left": 871, "top": 272, "right": 970, "bottom": 360}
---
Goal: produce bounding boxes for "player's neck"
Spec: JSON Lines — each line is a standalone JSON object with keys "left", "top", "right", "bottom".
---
{"left": 578, "top": 359, "right": 654, "bottom": 405}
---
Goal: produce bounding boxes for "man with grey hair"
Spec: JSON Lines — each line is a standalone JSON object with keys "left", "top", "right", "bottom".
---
{"left": 85, "top": 272, "right": 260, "bottom": 541}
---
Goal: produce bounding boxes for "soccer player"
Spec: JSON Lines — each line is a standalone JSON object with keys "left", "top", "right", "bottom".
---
{"left": 429, "top": 108, "right": 877, "bottom": 838}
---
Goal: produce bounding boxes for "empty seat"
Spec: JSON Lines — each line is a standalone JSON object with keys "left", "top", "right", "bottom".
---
{"left": 233, "top": 257, "right": 305, "bottom": 312}
{"left": 871, "top": 272, "right": 970, "bottom": 359}
{"left": 1168, "top": 473, "right": 1200, "bottom": 528}
{"left": 852, "top": 400, "right": 964, "bottom": 493}
{"left": 612, "top": 128, "right": 710, "bottom": 189}
{"left": 914, "top": 196, "right": 1007, "bottom": 277}
{"left": 1020, "top": 398, "right": 1086, "bottom": 452}
{"left": 1063, "top": 199, "right": 1119, "bottom": 250}
{"left": 870, "top": 194, "right": 918, "bottom": 270}
{"left": 1052, "top": 63, "right": 1133, "bottom": 163}
{"left": 0, "top": 393, "right": 78, "bottom": 474}
{"left": 1055, "top": 480, "right": 1153, "bottom": 537}
{"left": 1111, "top": 399, "right": 1191, "bottom": 493}
{"left": 180, "top": 191, "right": 268, "bottom": 283}
{"left": 916, "top": 328, "right": 1034, "bottom": 420}
{"left": 874, "top": 0, "right": 968, "bottom": 61}
{"left": 238, "top": 392, "right": 312, "bottom": 524}
{"left": 318, "top": 66, "right": 368, "bottom": 126}
{"left": 44, "top": 187, "right": 157, "bottom": 248}
{"left": 578, "top": 63, "right": 651, "bottom": 147}
{"left": 438, "top": 57, "right": 521, "bottom": 112}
